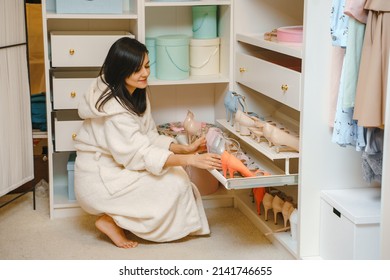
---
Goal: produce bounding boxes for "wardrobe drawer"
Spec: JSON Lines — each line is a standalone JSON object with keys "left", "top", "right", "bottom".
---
{"left": 50, "top": 31, "right": 135, "bottom": 67}
{"left": 236, "top": 52, "right": 301, "bottom": 111}
{"left": 54, "top": 111, "right": 83, "bottom": 152}
{"left": 52, "top": 71, "right": 98, "bottom": 109}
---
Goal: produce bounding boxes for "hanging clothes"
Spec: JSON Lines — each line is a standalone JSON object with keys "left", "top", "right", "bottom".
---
{"left": 331, "top": 55, "right": 366, "bottom": 150}
{"left": 341, "top": 18, "right": 366, "bottom": 109}
{"left": 330, "top": 0, "right": 349, "bottom": 48}
{"left": 344, "top": 0, "right": 368, "bottom": 24}
{"left": 353, "top": 0, "right": 390, "bottom": 127}
{"left": 329, "top": 0, "right": 348, "bottom": 127}
{"left": 331, "top": 0, "right": 365, "bottom": 150}
{"left": 362, "top": 127, "right": 384, "bottom": 183}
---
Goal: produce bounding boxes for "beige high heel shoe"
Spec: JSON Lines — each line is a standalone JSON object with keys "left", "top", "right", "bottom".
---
{"left": 272, "top": 195, "right": 284, "bottom": 225}
{"left": 262, "top": 192, "right": 274, "bottom": 221}
{"left": 235, "top": 110, "right": 257, "bottom": 136}
{"left": 183, "top": 110, "right": 202, "bottom": 144}
{"left": 262, "top": 122, "right": 277, "bottom": 147}
{"left": 282, "top": 201, "right": 294, "bottom": 228}
{"left": 270, "top": 127, "right": 299, "bottom": 153}
{"left": 248, "top": 127, "right": 264, "bottom": 143}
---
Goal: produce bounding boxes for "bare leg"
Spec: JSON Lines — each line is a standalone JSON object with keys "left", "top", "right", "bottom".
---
{"left": 95, "top": 214, "right": 138, "bottom": 249}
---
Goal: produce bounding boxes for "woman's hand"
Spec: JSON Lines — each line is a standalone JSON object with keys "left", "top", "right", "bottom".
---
{"left": 169, "top": 136, "right": 207, "bottom": 154}
{"left": 189, "top": 153, "right": 222, "bottom": 170}
{"left": 187, "top": 136, "right": 207, "bottom": 154}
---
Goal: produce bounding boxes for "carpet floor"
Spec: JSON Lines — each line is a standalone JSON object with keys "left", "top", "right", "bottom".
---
{"left": 0, "top": 191, "right": 294, "bottom": 260}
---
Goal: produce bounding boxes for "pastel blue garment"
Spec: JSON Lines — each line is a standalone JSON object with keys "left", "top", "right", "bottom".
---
{"left": 332, "top": 56, "right": 365, "bottom": 151}
{"left": 331, "top": 0, "right": 349, "bottom": 47}
{"left": 342, "top": 18, "right": 366, "bottom": 109}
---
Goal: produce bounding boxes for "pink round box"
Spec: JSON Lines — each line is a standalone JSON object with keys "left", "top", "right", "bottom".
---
{"left": 277, "top": 25, "right": 303, "bottom": 43}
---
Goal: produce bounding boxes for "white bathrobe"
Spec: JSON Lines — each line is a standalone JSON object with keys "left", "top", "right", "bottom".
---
{"left": 74, "top": 77, "right": 210, "bottom": 242}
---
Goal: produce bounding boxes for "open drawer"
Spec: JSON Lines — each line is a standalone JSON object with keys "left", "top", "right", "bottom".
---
{"left": 209, "top": 119, "right": 299, "bottom": 190}
{"left": 210, "top": 166, "right": 298, "bottom": 190}
{"left": 53, "top": 110, "right": 83, "bottom": 152}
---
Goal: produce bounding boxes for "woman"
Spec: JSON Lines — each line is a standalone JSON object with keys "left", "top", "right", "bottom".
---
{"left": 74, "top": 37, "right": 222, "bottom": 248}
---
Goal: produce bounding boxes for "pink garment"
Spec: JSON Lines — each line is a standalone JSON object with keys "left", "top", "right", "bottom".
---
{"left": 344, "top": 0, "right": 368, "bottom": 23}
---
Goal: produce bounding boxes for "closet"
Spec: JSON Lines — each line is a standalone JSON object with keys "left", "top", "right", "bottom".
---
{"left": 40, "top": 0, "right": 390, "bottom": 259}
{"left": 0, "top": 0, "right": 34, "bottom": 198}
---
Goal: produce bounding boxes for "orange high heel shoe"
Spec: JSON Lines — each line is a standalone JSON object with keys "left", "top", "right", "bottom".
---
{"left": 253, "top": 187, "right": 265, "bottom": 215}
{"left": 262, "top": 192, "right": 274, "bottom": 221}
{"left": 221, "top": 150, "right": 257, "bottom": 178}
{"left": 272, "top": 195, "right": 284, "bottom": 225}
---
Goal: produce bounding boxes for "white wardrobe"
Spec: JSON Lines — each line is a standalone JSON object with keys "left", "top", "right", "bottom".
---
{"left": 40, "top": 0, "right": 390, "bottom": 259}
{"left": 0, "top": 0, "right": 34, "bottom": 197}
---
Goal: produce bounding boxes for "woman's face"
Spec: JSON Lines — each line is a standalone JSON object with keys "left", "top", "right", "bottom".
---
{"left": 125, "top": 53, "right": 150, "bottom": 94}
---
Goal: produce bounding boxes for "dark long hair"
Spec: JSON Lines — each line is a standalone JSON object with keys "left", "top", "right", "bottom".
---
{"left": 96, "top": 37, "right": 148, "bottom": 115}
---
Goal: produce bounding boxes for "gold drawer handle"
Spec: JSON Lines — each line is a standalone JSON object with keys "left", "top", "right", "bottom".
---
{"left": 281, "top": 84, "right": 288, "bottom": 93}
{"left": 239, "top": 67, "right": 246, "bottom": 73}
{"left": 69, "top": 49, "right": 75, "bottom": 55}
{"left": 72, "top": 133, "right": 77, "bottom": 140}
{"left": 70, "top": 91, "right": 76, "bottom": 98}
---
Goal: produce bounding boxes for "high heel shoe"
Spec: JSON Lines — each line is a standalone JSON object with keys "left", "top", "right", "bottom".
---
{"left": 262, "top": 192, "right": 274, "bottom": 221}
{"left": 221, "top": 150, "right": 257, "bottom": 178}
{"left": 224, "top": 91, "right": 247, "bottom": 125}
{"left": 253, "top": 187, "right": 266, "bottom": 215}
{"left": 289, "top": 208, "right": 298, "bottom": 240}
{"left": 235, "top": 110, "right": 257, "bottom": 136}
{"left": 248, "top": 127, "right": 264, "bottom": 143}
{"left": 183, "top": 110, "right": 202, "bottom": 144}
{"left": 205, "top": 127, "right": 225, "bottom": 154}
{"left": 281, "top": 201, "right": 294, "bottom": 228}
{"left": 262, "top": 122, "right": 277, "bottom": 147}
{"left": 270, "top": 127, "right": 299, "bottom": 153}
{"left": 272, "top": 195, "right": 284, "bottom": 225}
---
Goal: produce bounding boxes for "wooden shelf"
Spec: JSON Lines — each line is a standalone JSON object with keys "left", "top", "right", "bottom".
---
{"left": 236, "top": 33, "right": 303, "bottom": 59}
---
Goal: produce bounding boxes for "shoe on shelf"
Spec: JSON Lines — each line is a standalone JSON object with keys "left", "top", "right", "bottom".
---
{"left": 270, "top": 127, "right": 299, "bottom": 153}
{"left": 221, "top": 150, "right": 268, "bottom": 178}
{"left": 248, "top": 127, "right": 264, "bottom": 143}
{"left": 272, "top": 194, "right": 284, "bottom": 225}
{"left": 224, "top": 91, "right": 247, "bottom": 125}
{"left": 253, "top": 187, "right": 266, "bottom": 215}
{"left": 262, "top": 192, "right": 274, "bottom": 221}
{"left": 282, "top": 201, "right": 294, "bottom": 228}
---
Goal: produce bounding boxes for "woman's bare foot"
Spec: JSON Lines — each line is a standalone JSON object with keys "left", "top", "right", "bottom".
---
{"left": 95, "top": 214, "right": 138, "bottom": 249}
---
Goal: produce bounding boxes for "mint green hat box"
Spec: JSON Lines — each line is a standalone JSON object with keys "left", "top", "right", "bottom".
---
{"left": 145, "top": 37, "right": 156, "bottom": 77}
{"left": 192, "top": 5, "right": 218, "bottom": 39}
{"left": 156, "top": 35, "right": 190, "bottom": 80}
